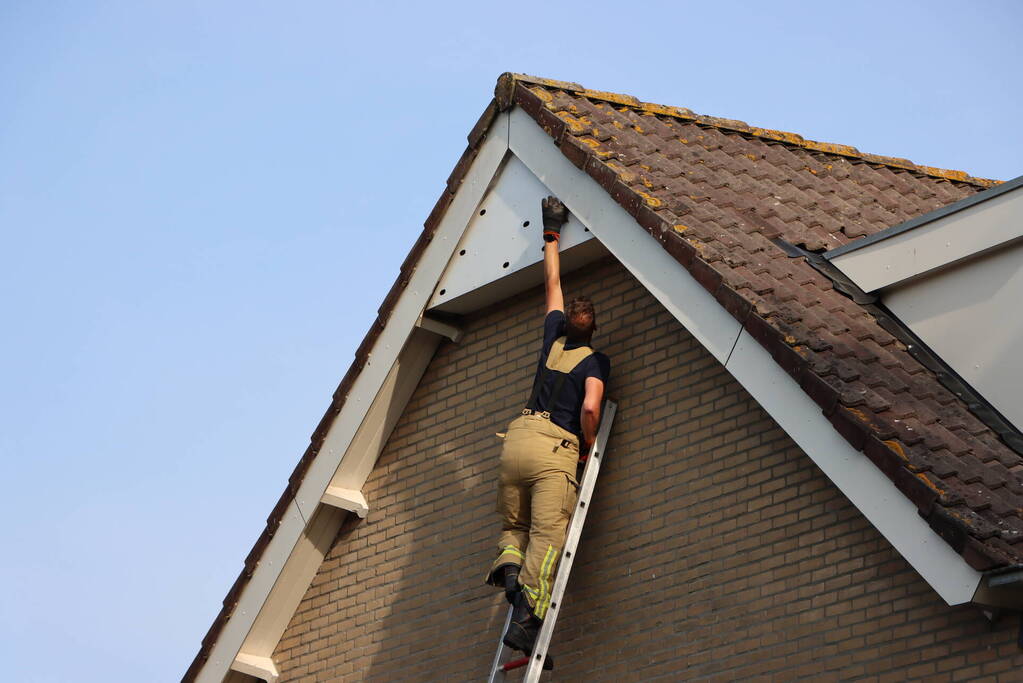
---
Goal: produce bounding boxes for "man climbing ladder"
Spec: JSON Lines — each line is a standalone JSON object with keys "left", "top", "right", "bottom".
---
{"left": 485, "top": 196, "right": 612, "bottom": 657}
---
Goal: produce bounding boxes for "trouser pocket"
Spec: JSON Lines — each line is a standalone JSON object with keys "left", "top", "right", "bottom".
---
{"left": 560, "top": 473, "right": 579, "bottom": 517}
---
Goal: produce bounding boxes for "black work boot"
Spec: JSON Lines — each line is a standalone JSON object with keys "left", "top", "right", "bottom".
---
{"left": 503, "top": 565, "right": 520, "bottom": 604}
{"left": 502, "top": 591, "right": 541, "bottom": 654}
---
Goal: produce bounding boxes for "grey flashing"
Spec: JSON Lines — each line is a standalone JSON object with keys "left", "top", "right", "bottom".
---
{"left": 824, "top": 174, "right": 1023, "bottom": 261}
{"left": 987, "top": 568, "right": 1023, "bottom": 588}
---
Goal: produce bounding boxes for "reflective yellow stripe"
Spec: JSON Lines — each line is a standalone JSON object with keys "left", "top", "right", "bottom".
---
{"left": 542, "top": 546, "right": 558, "bottom": 616}
{"left": 521, "top": 550, "right": 551, "bottom": 607}
{"left": 519, "top": 546, "right": 559, "bottom": 618}
{"left": 501, "top": 545, "right": 525, "bottom": 560}
{"left": 535, "top": 545, "right": 558, "bottom": 619}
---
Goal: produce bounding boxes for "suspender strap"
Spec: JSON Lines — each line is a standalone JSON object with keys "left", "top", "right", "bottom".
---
{"left": 526, "top": 366, "right": 546, "bottom": 412}
{"left": 525, "top": 336, "right": 593, "bottom": 415}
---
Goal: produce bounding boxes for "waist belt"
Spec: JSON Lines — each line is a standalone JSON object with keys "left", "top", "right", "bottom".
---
{"left": 520, "top": 409, "right": 574, "bottom": 449}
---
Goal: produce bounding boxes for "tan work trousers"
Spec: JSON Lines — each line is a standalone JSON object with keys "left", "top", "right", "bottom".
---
{"left": 487, "top": 413, "right": 580, "bottom": 619}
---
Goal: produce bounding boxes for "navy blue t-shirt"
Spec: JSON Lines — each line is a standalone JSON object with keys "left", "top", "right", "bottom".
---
{"left": 529, "top": 310, "right": 611, "bottom": 440}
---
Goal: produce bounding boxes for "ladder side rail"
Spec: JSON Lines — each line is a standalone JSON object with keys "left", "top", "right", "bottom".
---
{"left": 486, "top": 606, "right": 515, "bottom": 682}
{"left": 523, "top": 400, "right": 617, "bottom": 682}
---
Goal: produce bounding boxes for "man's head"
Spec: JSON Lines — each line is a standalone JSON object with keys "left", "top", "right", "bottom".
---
{"left": 565, "top": 296, "right": 596, "bottom": 344}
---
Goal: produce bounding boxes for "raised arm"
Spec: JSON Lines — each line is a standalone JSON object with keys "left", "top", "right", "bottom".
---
{"left": 541, "top": 196, "right": 568, "bottom": 314}
{"left": 543, "top": 238, "right": 563, "bottom": 314}
{"left": 580, "top": 376, "right": 604, "bottom": 450}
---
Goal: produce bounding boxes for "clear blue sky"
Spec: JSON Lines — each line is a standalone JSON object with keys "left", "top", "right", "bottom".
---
{"left": 1, "top": 2, "right": 1020, "bottom": 680}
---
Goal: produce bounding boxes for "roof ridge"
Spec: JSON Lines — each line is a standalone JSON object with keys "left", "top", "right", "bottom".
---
{"left": 496, "top": 73, "right": 1000, "bottom": 189}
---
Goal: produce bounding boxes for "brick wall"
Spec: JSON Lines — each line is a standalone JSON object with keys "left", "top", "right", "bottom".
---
{"left": 272, "top": 258, "right": 1023, "bottom": 681}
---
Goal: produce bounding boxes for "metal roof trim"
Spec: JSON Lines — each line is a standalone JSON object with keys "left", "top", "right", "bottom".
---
{"left": 824, "top": 174, "right": 1023, "bottom": 261}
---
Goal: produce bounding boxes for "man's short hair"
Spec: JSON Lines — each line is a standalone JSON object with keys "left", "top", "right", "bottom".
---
{"left": 565, "top": 296, "right": 596, "bottom": 344}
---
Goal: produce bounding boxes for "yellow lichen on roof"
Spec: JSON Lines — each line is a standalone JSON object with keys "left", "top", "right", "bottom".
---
{"left": 637, "top": 191, "right": 662, "bottom": 207}
{"left": 581, "top": 89, "right": 641, "bottom": 108}
{"left": 554, "top": 110, "right": 593, "bottom": 135}
{"left": 884, "top": 439, "right": 908, "bottom": 459}
{"left": 638, "top": 102, "right": 696, "bottom": 119}
{"left": 916, "top": 471, "right": 944, "bottom": 495}
{"left": 801, "top": 140, "right": 860, "bottom": 157}
{"left": 501, "top": 73, "right": 1000, "bottom": 188}
{"left": 529, "top": 86, "right": 555, "bottom": 103}
{"left": 750, "top": 127, "right": 805, "bottom": 145}
{"left": 606, "top": 161, "right": 638, "bottom": 184}
{"left": 578, "top": 137, "right": 613, "bottom": 157}
{"left": 918, "top": 166, "right": 972, "bottom": 183}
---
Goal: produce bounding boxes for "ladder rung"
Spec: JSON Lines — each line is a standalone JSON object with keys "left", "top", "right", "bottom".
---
{"left": 502, "top": 655, "right": 553, "bottom": 672}
{"left": 502, "top": 656, "right": 528, "bottom": 672}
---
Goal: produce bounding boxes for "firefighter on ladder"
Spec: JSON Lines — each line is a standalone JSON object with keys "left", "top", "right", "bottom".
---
{"left": 485, "top": 196, "right": 611, "bottom": 656}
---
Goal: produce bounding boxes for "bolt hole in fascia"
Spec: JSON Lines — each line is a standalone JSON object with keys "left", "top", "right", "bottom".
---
{"left": 479, "top": 208, "right": 486, "bottom": 215}
{"left": 502, "top": 261, "right": 509, "bottom": 268}
{"left": 522, "top": 220, "right": 530, "bottom": 228}
{"left": 439, "top": 289, "right": 446, "bottom": 296}
{"left": 459, "top": 249, "right": 466, "bottom": 256}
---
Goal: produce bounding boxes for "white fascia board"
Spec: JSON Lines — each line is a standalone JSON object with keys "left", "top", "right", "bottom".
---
{"left": 508, "top": 107, "right": 982, "bottom": 605}
{"left": 417, "top": 313, "right": 463, "bottom": 342}
{"left": 320, "top": 328, "right": 441, "bottom": 495}
{"left": 194, "top": 114, "right": 510, "bottom": 682}
{"left": 238, "top": 505, "right": 345, "bottom": 661}
{"left": 829, "top": 178, "right": 1023, "bottom": 292}
{"left": 321, "top": 486, "right": 369, "bottom": 518}
{"left": 197, "top": 499, "right": 306, "bottom": 682}
{"left": 231, "top": 653, "right": 279, "bottom": 683}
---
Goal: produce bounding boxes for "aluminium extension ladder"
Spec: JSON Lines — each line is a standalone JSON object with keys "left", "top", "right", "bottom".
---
{"left": 487, "top": 400, "right": 618, "bottom": 682}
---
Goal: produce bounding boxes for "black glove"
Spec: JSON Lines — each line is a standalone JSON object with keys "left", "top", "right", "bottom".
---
{"left": 541, "top": 196, "right": 569, "bottom": 243}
